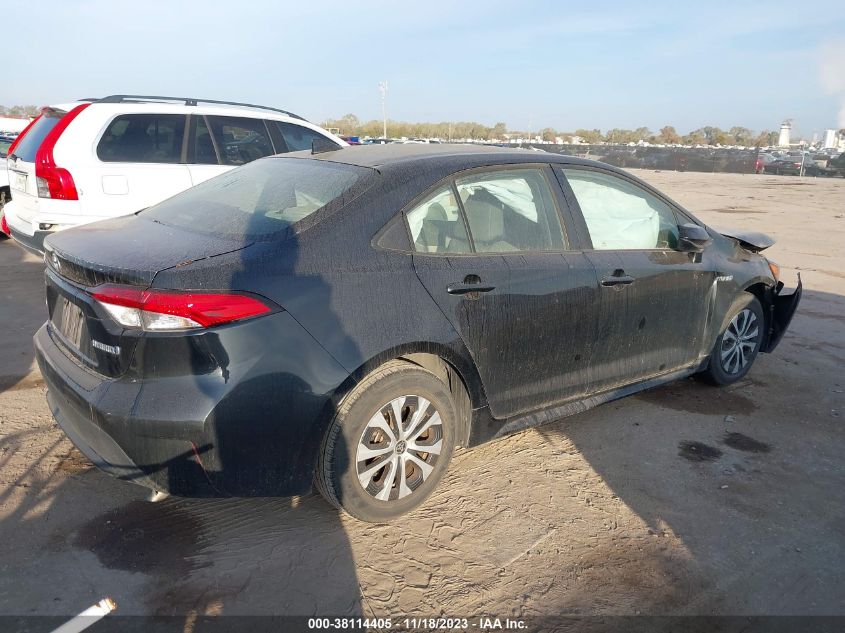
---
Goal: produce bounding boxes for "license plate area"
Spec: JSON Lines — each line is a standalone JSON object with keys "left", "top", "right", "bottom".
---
{"left": 11, "top": 170, "right": 27, "bottom": 192}
{"left": 52, "top": 296, "right": 85, "bottom": 351}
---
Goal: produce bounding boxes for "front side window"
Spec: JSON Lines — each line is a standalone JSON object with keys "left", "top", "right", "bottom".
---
{"left": 275, "top": 122, "right": 330, "bottom": 152}
{"left": 97, "top": 114, "right": 186, "bottom": 163}
{"left": 406, "top": 186, "right": 471, "bottom": 254}
{"left": 141, "top": 157, "right": 373, "bottom": 238}
{"left": 455, "top": 169, "right": 565, "bottom": 253}
{"left": 561, "top": 169, "right": 680, "bottom": 250}
{"left": 207, "top": 116, "right": 273, "bottom": 166}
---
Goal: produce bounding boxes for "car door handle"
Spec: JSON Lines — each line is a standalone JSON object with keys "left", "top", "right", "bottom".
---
{"left": 447, "top": 282, "right": 496, "bottom": 295}
{"left": 601, "top": 274, "right": 636, "bottom": 287}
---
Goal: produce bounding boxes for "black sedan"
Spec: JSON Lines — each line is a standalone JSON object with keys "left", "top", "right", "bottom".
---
{"left": 35, "top": 145, "right": 801, "bottom": 521}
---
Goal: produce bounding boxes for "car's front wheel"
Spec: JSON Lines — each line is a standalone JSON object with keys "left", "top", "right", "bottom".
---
{"left": 700, "top": 292, "right": 765, "bottom": 385}
{"left": 315, "top": 360, "right": 456, "bottom": 522}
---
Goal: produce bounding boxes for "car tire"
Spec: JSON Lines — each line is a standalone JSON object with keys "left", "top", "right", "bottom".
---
{"left": 315, "top": 360, "right": 456, "bottom": 522}
{"left": 699, "top": 292, "right": 765, "bottom": 386}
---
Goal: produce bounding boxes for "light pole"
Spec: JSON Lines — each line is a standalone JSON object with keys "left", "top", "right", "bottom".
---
{"left": 379, "top": 81, "right": 388, "bottom": 139}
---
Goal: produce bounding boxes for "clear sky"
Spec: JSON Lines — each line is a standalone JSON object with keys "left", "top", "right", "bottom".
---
{"left": 6, "top": 1, "right": 845, "bottom": 137}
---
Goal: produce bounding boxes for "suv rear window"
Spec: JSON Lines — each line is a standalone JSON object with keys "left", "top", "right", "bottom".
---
{"left": 97, "top": 114, "right": 186, "bottom": 163}
{"left": 8, "top": 110, "right": 64, "bottom": 162}
{"left": 141, "top": 157, "right": 374, "bottom": 238}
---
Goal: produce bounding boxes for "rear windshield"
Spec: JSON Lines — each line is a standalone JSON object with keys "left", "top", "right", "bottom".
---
{"left": 141, "top": 157, "right": 374, "bottom": 238}
{"left": 0, "top": 138, "right": 12, "bottom": 158}
{"left": 8, "top": 111, "right": 64, "bottom": 162}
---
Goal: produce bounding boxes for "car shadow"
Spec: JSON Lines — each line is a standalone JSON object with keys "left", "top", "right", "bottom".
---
{"left": 527, "top": 286, "right": 845, "bottom": 615}
{"left": 0, "top": 240, "right": 45, "bottom": 394}
{"left": 0, "top": 170, "right": 369, "bottom": 629}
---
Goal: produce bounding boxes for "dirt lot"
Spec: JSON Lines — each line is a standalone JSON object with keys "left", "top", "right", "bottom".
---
{"left": 1, "top": 171, "right": 843, "bottom": 626}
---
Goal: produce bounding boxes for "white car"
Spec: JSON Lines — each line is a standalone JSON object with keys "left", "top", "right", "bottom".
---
{"left": 4, "top": 95, "right": 346, "bottom": 253}
{"left": 0, "top": 133, "right": 16, "bottom": 239}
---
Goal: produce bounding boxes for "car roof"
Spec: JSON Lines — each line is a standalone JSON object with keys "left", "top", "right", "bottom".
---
{"left": 47, "top": 100, "right": 309, "bottom": 124}
{"left": 293, "top": 143, "right": 605, "bottom": 170}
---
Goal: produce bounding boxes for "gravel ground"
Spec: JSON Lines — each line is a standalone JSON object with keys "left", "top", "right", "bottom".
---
{"left": 0, "top": 171, "right": 843, "bottom": 625}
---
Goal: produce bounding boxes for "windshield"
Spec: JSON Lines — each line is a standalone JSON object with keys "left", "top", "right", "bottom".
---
{"left": 141, "top": 157, "right": 374, "bottom": 238}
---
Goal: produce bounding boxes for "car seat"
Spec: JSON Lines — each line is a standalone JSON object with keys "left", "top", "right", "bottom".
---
{"left": 417, "top": 202, "right": 448, "bottom": 252}
{"left": 463, "top": 196, "right": 517, "bottom": 252}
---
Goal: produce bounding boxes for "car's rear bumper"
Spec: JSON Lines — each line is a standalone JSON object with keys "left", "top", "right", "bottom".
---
{"left": 34, "top": 309, "right": 351, "bottom": 496}
{"left": 9, "top": 225, "right": 50, "bottom": 255}
{"left": 762, "top": 276, "right": 802, "bottom": 353}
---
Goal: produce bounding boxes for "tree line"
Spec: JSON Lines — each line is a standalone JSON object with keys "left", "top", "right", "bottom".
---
{"left": 0, "top": 105, "right": 40, "bottom": 117}
{"left": 0, "top": 105, "right": 802, "bottom": 147}
{"left": 324, "top": 114, "right": 783, "bottom": 147}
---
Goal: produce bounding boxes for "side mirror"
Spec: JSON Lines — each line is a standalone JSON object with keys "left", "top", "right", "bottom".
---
{"left": 678, "top": 223, "right": 712, "bottom": 252}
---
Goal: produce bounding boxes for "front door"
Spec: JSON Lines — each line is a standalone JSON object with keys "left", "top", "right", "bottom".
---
{"left": 409, "top": 166, "right": 603, "bottom": 419}
{"left": 557, "top": 167, "right": 715, "bottom": 386}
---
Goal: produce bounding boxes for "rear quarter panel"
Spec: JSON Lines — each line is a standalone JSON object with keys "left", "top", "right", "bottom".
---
{"left": 150, "top": 171, "right": 490, "bottom": 410}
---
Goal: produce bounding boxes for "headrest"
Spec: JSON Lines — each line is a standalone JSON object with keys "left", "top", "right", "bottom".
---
{"left": 464, "top": 197, "right": 504, "bottom": 243}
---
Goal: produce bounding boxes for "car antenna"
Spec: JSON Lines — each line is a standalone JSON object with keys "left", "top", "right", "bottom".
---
{"left": 312, "top": 138, "right": 342, "bottom": 154}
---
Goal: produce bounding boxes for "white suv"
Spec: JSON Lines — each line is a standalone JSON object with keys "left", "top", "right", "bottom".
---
{"left": 4, "top": 95, "right": 346, "bottom": 253}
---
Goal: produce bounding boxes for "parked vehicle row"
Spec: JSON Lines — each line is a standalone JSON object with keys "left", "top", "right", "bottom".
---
{"left": 0, "top": 133, "right": 16, "bottom": 238}
{"left": 35, "top": 144, "right": 801, "bottom": 522}
{"left": 756, "top": 150, "right": 844, "bottom": 176}
{"left": 3, "top": 95, "right": 346, "bottom": 253}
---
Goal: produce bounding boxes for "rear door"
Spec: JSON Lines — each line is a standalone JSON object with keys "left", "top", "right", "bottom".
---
{"left": 556, "top": 166, "right": 715, "bottom": 385}
{"left": 410, "top": 166, "right": 603, "bottom": 419}
{"left": 88, "top": 113, "right": 192, "bottom": 215}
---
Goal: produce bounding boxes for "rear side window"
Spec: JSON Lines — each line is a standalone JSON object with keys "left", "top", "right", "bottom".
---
{"left": 9, "top": 111, "right": 64, "bottom": 162}
{"left": 207, "top": 116, "right": 273, "bottom": 166}
{"left": 455, "top": 169, "right": 566, "bottom": 252}
{"left": 141, "top": 157, "right": 374, "bottom": 238}
{"left": 275, "top": 122, "right": 330, "bottom": 152}
{"left": 97, "top": 114, "right": 186, "bottom": 163}
{"left": 406, "top": 186, "right": 472, "bottom": 253}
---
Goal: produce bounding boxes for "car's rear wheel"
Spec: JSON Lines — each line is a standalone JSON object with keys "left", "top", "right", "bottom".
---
{"left": 700, "top": 293, "right": 765, "bottom": 385}
{"left": 315, "top": 360, "right": 456, "bottom": 522}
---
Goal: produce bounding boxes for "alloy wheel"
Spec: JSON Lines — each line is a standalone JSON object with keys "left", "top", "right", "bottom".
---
{"left": 720, "top": 308, "right": 759, "bottom": 374}
{"left": 356, "top": 395, "right": 443, "bottom": 502}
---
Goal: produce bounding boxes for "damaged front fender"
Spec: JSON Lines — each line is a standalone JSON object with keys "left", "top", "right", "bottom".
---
{"left": 762, "top": 275, "right": 802, "bottom": 353}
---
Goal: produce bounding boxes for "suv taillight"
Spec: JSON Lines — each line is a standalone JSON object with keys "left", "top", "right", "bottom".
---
{"left": 34, "top": 103, "right": 90, "bottom": 200}
{"left": 1, "top": 212, "right": 9, "bottom": 236}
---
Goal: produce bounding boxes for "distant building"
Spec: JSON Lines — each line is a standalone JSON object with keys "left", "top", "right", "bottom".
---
{"left": 823, "top": 129, "right": 837, "bottom": 149}
{"left": 777, "top": 121, "right": 791, "bottom": 148}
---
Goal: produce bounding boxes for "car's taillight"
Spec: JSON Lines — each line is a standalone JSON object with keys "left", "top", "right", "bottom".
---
{"left": 0, "top": 212, "right": 9, "bottom": 236}
{"left": 5, "top": 115, "right": 41, "bottom": 157}
{"left": 34, "top": 103, "right": 90, "bottom": 200}
{"left": 90, "top": 284, "right": 274, "bottom": 331}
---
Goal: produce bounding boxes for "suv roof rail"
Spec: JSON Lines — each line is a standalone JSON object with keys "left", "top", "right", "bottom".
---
{"left": 92, "top": 95, "right": 306, "bottom": 121}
